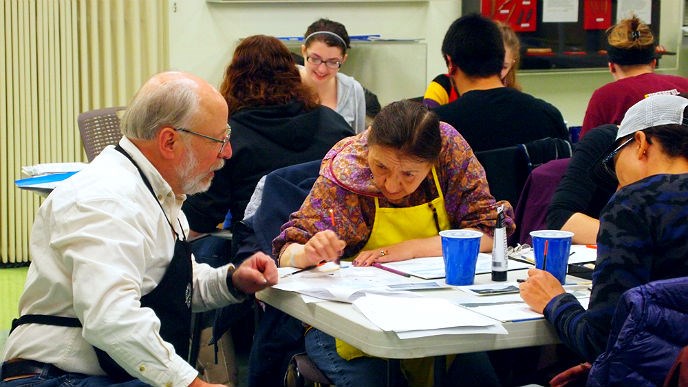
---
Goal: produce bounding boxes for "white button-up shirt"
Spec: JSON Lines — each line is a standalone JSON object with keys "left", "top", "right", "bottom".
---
{"left": 3, "top": 138, "right": 240, "bottom": 387}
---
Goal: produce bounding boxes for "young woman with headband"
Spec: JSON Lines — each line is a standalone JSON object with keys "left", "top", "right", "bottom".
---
{"left": 300, "top": 18, "right": 367, "bottom": 133}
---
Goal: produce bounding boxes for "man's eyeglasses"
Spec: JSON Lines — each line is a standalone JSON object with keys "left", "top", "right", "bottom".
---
{"left": 601, "top": 136, "right": 634, "bottom": 179}
{"left": 306, "top": 55, "right": 342, "bottom": 69}
{"left": 175, "top": 124, "right": 231, "bottom": 156}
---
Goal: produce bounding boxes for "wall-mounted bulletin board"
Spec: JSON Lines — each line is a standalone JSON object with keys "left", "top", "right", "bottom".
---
{"left": 465, "top": 0, "right": 663, "bottom": 70}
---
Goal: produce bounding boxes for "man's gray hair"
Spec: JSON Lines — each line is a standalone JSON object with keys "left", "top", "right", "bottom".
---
{"left": 120, "top": 74, "right": 200, "bottom": 140}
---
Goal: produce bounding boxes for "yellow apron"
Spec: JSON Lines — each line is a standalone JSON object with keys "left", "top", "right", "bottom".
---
{"left": 336, "top": 167, "right": 452, "bottom": 387}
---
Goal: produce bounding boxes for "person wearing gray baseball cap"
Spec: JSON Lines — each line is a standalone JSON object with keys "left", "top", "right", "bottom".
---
{"left": 599, "top": 93, "right": 688, "bottom": 183}
{"left": 521, "top": 93, "right": 688, "bottom": 386}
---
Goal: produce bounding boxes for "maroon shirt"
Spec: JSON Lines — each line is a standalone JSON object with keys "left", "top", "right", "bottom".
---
{"left": 581, "top": 73, "right": 688, "bottom": 138}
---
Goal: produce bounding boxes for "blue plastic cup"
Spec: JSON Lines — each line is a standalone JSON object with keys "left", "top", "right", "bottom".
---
{"left": 440, "top": 230, "right": 483, "bottom": 285}
{"left": 529, "top": 230, "right": 574, "bottom": 284}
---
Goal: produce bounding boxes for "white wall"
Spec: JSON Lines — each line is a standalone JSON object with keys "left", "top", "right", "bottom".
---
{"left": 169, "top": 0, "right": 686, "bottom": 126}
{"left": 168, "top": 0, "right": 460, "bottom": 106}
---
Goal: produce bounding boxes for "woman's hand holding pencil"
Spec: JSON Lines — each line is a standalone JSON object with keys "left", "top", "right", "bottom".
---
{"left": 518, "top": 267, "right": 566, "bottom": 314}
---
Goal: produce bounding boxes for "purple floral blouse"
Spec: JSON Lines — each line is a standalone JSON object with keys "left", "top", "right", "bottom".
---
{"left": 272, "top": 122, "right": 515, "bottom": 259}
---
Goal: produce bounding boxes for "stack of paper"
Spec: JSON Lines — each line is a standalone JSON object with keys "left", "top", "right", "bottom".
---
{"left": 274, "top": 265, "right": 414, "bottom": 303}
{"left": 16, "top": 162, "right": 87, "bottom": 194}
{"left": 21, "top": 162, "right": 87, "bottom": 177}
{"left": 353, "top": 293, "right": 507, "bottom": 338}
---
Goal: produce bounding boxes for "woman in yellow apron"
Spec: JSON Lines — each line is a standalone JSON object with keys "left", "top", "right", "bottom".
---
{"left": 274, "top": 100, "right": 515, "bottom": 386}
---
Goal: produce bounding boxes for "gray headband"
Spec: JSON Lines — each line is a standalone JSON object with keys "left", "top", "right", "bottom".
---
{"left": 304, "top": 31, "right": 347, "bottom": 48}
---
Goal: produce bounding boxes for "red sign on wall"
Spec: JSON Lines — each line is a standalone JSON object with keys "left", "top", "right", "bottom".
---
{"left": 584, "top": 0, "right": 612, "bottom": 30}
{"left": 481, "top": 0, "right": 538, "bottom": 32}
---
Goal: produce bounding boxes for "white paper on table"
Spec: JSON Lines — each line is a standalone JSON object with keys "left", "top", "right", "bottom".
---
{"left": 379, "top": 254, "right": 530, "bottom": 280}
{"left": 519, "top": 244, "right": 597, "bottom": 265}
{"left": 466, "top": 303, "right": 543, "bottom": 322}
{"left": 396, "top": 324, "right": 508, "bottom": 339}
{"left": 21, "top": 162, "right": 87, "bottom": 177}
{"left": 274, "top": 265, "right": 413, "bottom": 302}
{"left": 568, "top": 245, "right": 598, "bottom": 264}
{"left": 378, "top": 256, "right": 445, "bottom": 279}
{"left": 353, "top": 293, "right": 501, "bottom": 332}
{"left": 460, "top": 285, "right": 591, "bottom": 322}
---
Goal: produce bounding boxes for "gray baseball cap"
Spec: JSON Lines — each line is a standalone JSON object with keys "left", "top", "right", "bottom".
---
{"left": 616, "top": 94, "right": 688, "bottom": 141}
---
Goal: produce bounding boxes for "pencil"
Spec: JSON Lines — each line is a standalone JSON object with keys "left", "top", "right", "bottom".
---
{"left": 372, "top": 262, "right": 411, "bottom": 277}
{"left": 543, "top": 240, "right": 549, "bottom": 271}
{"left": 328, "top": 208, "right": 335, "bottom": 228}
{"left": 282, "top": 261, "right": 326, "bottom": 277}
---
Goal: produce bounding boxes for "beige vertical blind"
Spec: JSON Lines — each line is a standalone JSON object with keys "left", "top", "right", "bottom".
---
{"left": 1, "top": 0, "right": 168, "bottom": 264}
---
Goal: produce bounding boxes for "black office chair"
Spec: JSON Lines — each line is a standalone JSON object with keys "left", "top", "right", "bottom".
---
{"left": 475, "top": 137, "right": 572, "bottom": 210}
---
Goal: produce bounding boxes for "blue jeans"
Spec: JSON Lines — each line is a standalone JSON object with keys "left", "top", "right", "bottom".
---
{"left": 0, "top": 374, "right": 149, "bottom": 387}
{"left": 305, "top": 328, "right": 502, "bottom": 387}
{"left": 305, "top": 328, "right": 392, "bottom": 387}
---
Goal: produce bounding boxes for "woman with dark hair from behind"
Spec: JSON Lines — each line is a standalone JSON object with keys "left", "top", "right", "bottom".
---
{"left": 580, "top": 15, "right": 688, "bottom": 138}
{"left": 183, "top": 34, "right": 354, "bottom": 240}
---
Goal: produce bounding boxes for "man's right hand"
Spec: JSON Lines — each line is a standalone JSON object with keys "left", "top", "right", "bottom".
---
{"left": 232, "top": 252, "right": 279, "bottom": 294}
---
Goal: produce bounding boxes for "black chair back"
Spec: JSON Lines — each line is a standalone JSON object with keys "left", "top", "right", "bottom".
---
{"left": 475, "top": 137, "right": 573, "bottom": 209}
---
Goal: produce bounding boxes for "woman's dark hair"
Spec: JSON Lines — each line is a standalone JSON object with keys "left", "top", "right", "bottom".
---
{"left": 304, "top": 18, "right": 350, "bottom": 53}
{"left": 642, "top": 112, "right": 688, "bottom": 159}
{"left": 369, "top": 100, "right": 442, "bottom": 164}
{"left": 219, "top": 35, "right": 319, "bottom": 116}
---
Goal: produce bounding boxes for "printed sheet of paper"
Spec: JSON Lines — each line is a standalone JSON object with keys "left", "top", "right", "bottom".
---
{"left": 352, "top": 293, "right": 504, "bottom": 333}
{"left": 274, "top": 265, "right": 414, "bottom": 302}
{"left": 458, "top": 284, "right": 591, "bottom": 322}
{"left": 542, "top": 0, "right": 579, "bottom": 22}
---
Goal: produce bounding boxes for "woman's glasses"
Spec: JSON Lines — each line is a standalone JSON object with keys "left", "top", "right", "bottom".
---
{"left": 601, "top": 137, "right": 634, "bottom": 179}
{"left": 306, "top": 55, "right": 342, "bottom": 69}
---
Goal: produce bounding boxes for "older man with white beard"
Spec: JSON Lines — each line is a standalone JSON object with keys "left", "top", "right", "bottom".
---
{"left": 0, "top": 71, "right": 278, "bottom": 387}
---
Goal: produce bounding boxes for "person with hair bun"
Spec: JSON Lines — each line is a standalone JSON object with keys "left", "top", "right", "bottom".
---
{"left": 580, "top": 15, "right": 688, "bottom": 138}
{"left": 300, "top": 18, "right": 367, "bottom": 133}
